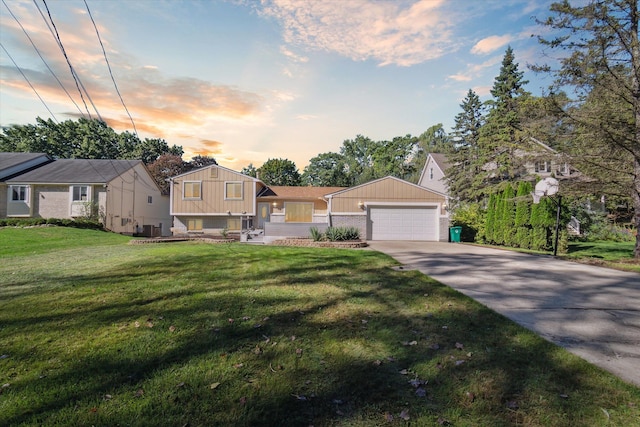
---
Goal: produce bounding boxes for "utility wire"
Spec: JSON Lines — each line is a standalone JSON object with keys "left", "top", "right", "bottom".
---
{"left": 0, "top": 42, "right": 58, "bottom": 122}
{"left": 39, "top": 0, "right": 103, "bottom": 121}
{"left": 84, "top": 0, "right": 138, "bottom": 136}
{"left": 2, "top": 0, "right": 85, "bottom": 118}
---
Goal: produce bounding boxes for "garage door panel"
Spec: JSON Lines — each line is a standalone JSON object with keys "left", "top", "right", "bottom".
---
{"left": 370, "top": 207, "right": 437, "bottom": 241}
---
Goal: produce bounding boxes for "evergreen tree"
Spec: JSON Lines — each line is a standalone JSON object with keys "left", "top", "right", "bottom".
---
{"left": 500, "top": 184, "right": 517, "bottom": 247}
{"left": 485, "top": 193, "right": 498, "bottom": 244}
{"left": 476, "top": 47, "right": 530, "bottom": 197}
{"left": 514, "top": 181, "right": 533, "bottom": 248}
{"left": 447, "top": 89, "right": 485, "bottom": 204}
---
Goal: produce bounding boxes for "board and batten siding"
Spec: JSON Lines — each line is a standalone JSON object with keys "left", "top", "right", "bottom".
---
{"left": 329, "top": 177, "right": 446, "bottom": 214}
{"left": 171, "top": 166, "right": 260, "bottom": 215}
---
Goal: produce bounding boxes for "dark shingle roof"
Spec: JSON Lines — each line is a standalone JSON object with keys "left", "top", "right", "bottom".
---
{"left": 0, "top": 152, "right": 52, "bottom": 180}
{"left": 430, "top": 153, "right": 451, "bottom": 172}
{"left": 6, "top": 159, "right": 142, "bottom": 184}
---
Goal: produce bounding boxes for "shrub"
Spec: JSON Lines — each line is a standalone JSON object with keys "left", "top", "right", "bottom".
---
{"left": 309, "top": 227, "right": 324, "bottom": 241}
{"left": 451, "top": 202, "right": 486, "bottom": 243}
{"left": 0, "top": 217, "right": 103, "bottom": 230}
{"left": 324, "top": 226, "right": 360, "bottom": 241}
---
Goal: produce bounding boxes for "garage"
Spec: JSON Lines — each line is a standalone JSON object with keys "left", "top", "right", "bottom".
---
{"left": 369, "top": 206, "right": 438, "bottom": 241}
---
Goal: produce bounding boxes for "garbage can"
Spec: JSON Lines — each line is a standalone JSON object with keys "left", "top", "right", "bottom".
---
{"left": 449, "top": 226, "right": 462, "bottom": 243}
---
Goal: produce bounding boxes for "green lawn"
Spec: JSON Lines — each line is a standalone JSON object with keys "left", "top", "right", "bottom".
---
{"left": 1, "top": 228, "right": 638, "bottom": 426}
{"left": 565, "top": 241, "right": 639, "bottom": 272}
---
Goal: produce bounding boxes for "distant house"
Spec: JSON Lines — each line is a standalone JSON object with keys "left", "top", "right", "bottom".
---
{"left": 170, "top": 164, "right": 449, "bottom": 241}
{"left": 417, "top": 138, "right": 579, "bottom": 198}
{"left": 417, "top": 153, "right": 451, "bottom": 195}
{"left": 2, "top": 154, "right": 171, "bottom": 236}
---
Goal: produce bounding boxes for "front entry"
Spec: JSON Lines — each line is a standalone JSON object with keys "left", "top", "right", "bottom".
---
{"left": 257, "top": 202, "right": 270, "bottom": 228}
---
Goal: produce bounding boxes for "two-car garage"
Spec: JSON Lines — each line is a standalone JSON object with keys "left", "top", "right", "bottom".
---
{"left": 326, "top": 176, "right": 448, "bottom": 242}
{"left": 368, "top": 206, "right": 439, "bottom": 241}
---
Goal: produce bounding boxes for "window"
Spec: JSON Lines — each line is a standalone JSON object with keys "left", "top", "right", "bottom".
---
{"left": 534, "top": 161, "right": 551, "bottom": 173}
{"left": 72, "top": 186, "right": 89, "bottom": 202}
{"left": 183, "top": 181, "right": 201, "bottom": 199}
{"left": 187, "top": 218, "right": 203, "bottom": 231}
{"left": 227, "top": 218, "right": 241, "bottom": 230}
{"left": 285, "top": 202, "right": 313, "bottom": 223}
{"left": 210, "top": 167, "right": 218, "bottom": 178}
{"left": 10, "top": 185, "right": 28, "bottom": 201}
{"left": 429, "top": 168, "right": 434, "bottom": 180}
{"left": 147, "top": 196, "right": 153, "bottom": 204}
{"left": 225, "top": 182, "right": 243, "bottom": 200}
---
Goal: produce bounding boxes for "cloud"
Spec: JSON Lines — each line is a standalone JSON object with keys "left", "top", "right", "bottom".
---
{"left": 447, "top": 56, "right": 502, "bottom": 82}
{"left": 295, "top": 114, "right": 317, "bottom": 121}
{"left": 260, "top": 0, "right": 458, "bottom": 66}
{"left": 471, "top": 35, "right": 513, "bottom": 55}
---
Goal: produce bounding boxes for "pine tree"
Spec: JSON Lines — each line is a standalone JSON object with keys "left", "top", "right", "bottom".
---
{"left": 476, "top": 47, "right": 531, "bottom": 197}
{"left": 447, "top": 89, "right": 486, "bottom": 204}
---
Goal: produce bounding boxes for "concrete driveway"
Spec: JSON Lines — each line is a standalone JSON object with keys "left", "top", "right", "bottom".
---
{"left": 368, "top": 241, "right": 640, "bottom": 387}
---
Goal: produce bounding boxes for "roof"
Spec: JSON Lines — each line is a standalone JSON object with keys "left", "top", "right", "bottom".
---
{"left": 429, "top": 153, "right": 452, "bottom": 171}
{"left": 326, "top": 175, "right": 447, "bottom": 198}
{"left": 5, "top": 158, "right": 142, "bottom": 184}
{"left": 258, "top": 186, "right": 347, "bottom": 200}
{"left": 0, "top": 152, "right": 52, "bottom": 180}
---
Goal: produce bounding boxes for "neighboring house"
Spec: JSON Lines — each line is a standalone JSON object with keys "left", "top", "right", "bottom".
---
{"left": 418, "top": 153, "right": 451, "bottom": 195}
{"left": 418, "top": 138, "right": 579, "bottom": 198}
{"left": 170, "top": 164, "right": 449, "bottom": 241}
{"left": 3, "top": 155, "right": 171, "bottom": 236}
{"left": 0, "top": 153, "right": 53, "bottom": 218}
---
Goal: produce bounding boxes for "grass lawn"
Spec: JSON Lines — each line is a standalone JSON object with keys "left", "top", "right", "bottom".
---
{"left": 1, "top": 228, "right": 638, "bottom": 426}
{"left": 564, "top": 241, "right": 640, "bottom": 272}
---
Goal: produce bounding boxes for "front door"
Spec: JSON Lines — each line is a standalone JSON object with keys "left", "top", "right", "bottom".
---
{"left": 257, "top": 202, "right": 270, "bottom": 229}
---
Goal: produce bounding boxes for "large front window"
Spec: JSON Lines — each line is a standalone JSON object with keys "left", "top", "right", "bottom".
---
{"left": 225, "top": 182, "right": 243, "bottom": 200}
{"left": 11, "top": 185, "right": 28, "bottom": 201}
{"left": 72, "top": 186, "right": 89, "bottom": 201}
{"left": 285, "top": 202, "right": 313, "bottom": 223}
{"left": 183, "top": 181, "right": 201, "bottom": 199}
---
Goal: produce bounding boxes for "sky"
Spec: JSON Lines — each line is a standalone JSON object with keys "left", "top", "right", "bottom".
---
{"left": 0, "top": 0, "right": 558, "bottom": 171}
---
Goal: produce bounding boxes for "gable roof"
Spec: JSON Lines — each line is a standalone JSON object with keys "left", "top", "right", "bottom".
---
{"left": 0, "top": 152, "right": 52, "bottom": 180}
{"left": 418, "top": 152, "right": 451, "bottom": 184}
{"left": 258, "top": 186, "right": 346, "bottom": 200}
{"left": 5, "top": 159, "right": 142, "bottom": 184}
{"left": 170, "top": 163, "right": 263, "bottom": 183}
{"left": 326, "top": 175, "right": 447, "bottom": 198}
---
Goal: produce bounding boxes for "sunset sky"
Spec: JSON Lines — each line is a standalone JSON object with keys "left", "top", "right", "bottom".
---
{"left": 0, "top": 0, "right": 557, "bottom": 171}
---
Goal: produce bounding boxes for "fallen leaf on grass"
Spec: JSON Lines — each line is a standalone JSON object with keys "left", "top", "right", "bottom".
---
{"left": 415, "top": 388, "right": 427, "bottom": 397}
{"left": 384, "top": 413, "right": 394, "bottom": 421}
{"left": 296, "top": 348, "right": 303, "bottom": 356}
{"left": 176, "top": 382, "right": 185, "bottom": 388}
{"left": 402, "top": 340, "right": 418, "bottom": 346}
{"left": 253, "top": 346, "right": 263, "bottom": 355}
{"left": 134, "top": 321, "right": 140, "bottom": 328}
{"left": 147, "top": 322, "right": 154, "bottom": 328}
{"left": 455, "top": 342, "right": 464, "bottom": 350}
{"left": 90, "top": 407, "right": 98, "bottom": 413}
{"left": 210, "top": 382, "right": 221, "bottom": 390}
{"left": 399, "top": 409, "right": 410, "bottom": 420}
{"left": 430, "top": 343, "right": 440, "bottom": 350}
{"left": 103, "top": 394, "right": 112, "bottom": 401}
{"left": 234, "top": 363, "right": 244, "bottom": 369}
{"left": 239, "top": 396, "right": 247, "bottom": 405}
{"left": 437, "top": 417, "right": 451, "bottom": 425}
{"left": 292, "top": 394, "right": 307, "bottom": 401}
{"left": 135, "top": 389, "right": 144, "bottom": 397}
{"left": 399, "top": 369, "right": 409, "bottom": 375}
{"left": 506, "top": 400, "right": 519, "bottom": 409}
{"left": 169, "top": 325, "right": 176, "bottom": 332}
{"left": 455, "top": 360, "right": 465, "bottom": 366}
{"left": 559, "top": 394, "right": 569, "bottom": 399}
{"left": 0, "top": 355, "right": 8, "bottom": 359}
{"left": 373, "top": 360, "right": 382, "bottom": 366}
{"left": 466, "top": 392, "right": 475, "bottom": 402}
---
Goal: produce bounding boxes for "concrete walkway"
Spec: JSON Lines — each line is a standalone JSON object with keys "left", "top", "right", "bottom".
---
{"left": 368, "top": 241, "right": 640, "bottom": 387}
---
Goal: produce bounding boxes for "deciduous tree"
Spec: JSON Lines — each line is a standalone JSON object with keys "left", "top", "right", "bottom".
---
{"left": 534, "top": 0, "right": 640, "bottom": 257}
{"left": 258, "top": 158, "right": 301, "bottom": 186}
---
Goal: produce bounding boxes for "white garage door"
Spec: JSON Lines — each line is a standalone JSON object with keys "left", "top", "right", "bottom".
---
{"left": 369, "top": 206, "right": 437, "bottom": 241}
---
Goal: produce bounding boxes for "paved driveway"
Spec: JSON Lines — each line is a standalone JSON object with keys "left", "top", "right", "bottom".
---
{"left": 368, "top": 241, "right": 640, "bottom": 387}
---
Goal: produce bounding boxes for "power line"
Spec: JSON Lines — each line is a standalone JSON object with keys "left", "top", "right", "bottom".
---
{"left": 0, "top": 42, "right": 58, "bottom": 123}
{"left": 38, "top": 0, "right": 103, "bottom": 121}
{"left": 84, "top": 0, "right": 138, "bottom": 136}
{"left": 2, "top": 0, "right": 85, "bottom": 118}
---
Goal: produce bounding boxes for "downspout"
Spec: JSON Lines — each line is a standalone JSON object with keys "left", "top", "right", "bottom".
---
{"left": 326, "top": 195, "right": 333, "bottom": 227}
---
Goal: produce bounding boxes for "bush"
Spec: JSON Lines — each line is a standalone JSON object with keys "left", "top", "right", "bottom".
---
{"left": 323, "top": 226, "right": 360, "bottom": 242}
{"left": 0, "top": 217, "right": 103, "bottom": 230}
{"left": 309, "top": 227, "right": 324, "bottom": 241}
{"left": 451, "top": 203, "right": 486, "bottom": 243}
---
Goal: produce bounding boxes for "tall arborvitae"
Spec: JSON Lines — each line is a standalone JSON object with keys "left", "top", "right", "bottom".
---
{"left": 447, "top": 89, "right": 485, "bottom": 204}
{"left": 485, "top": 193, "right": 498, "bottom": 244}
{"left": 514, "top": 181, "right": 533, "bottom": 248}
{"left": 476, "top": 47, "right": 530, "bottom": 196}
{"left": 500, "top": 184, "right": 517, "bottom": 247}
{"left": 530, "top": 197, "right": 555, "bottom": 251}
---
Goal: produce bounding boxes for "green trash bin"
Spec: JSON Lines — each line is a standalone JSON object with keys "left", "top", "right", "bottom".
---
{"left": 449, "top": 226, "right": 462, "bottom": 243}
